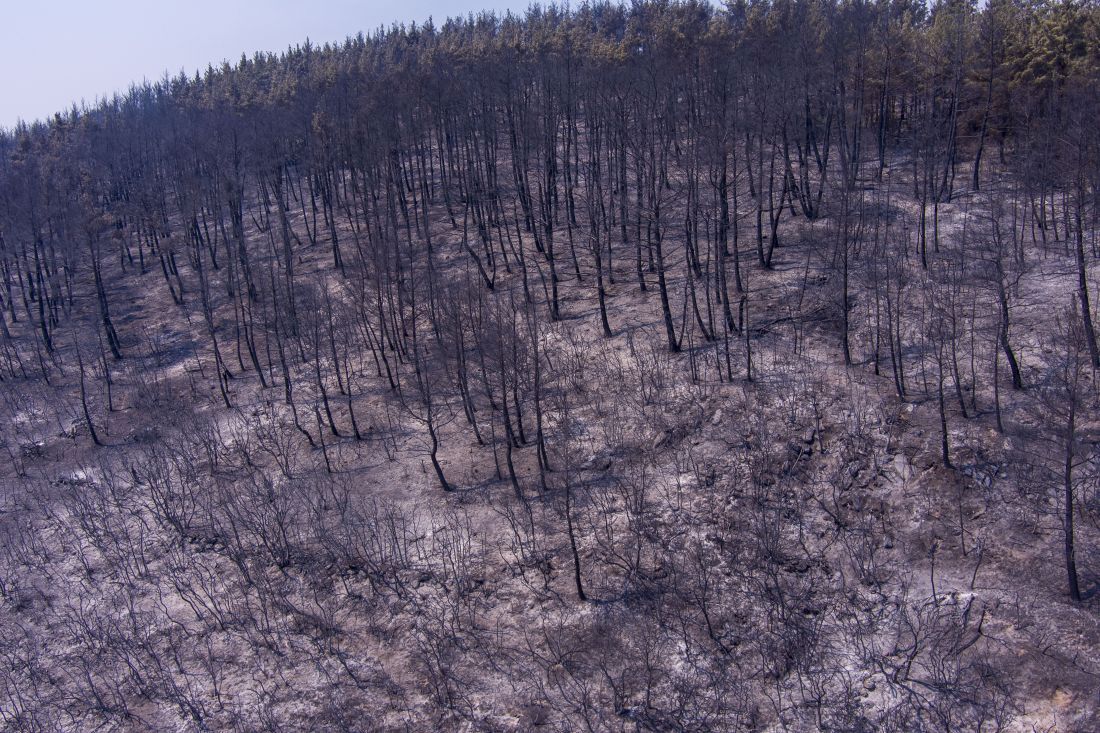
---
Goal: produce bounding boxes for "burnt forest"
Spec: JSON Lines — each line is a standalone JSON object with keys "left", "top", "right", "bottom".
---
{"left": 1, "top": 1, "right": 1100, "bottom": 730}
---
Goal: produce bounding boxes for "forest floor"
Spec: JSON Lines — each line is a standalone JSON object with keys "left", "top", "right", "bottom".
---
{"left": 2, "top": 160, "right": 1099, "bottom": 732}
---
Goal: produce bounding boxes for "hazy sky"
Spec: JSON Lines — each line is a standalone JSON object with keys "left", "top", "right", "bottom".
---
{"left": 0, "top": 0, "right": 535, "bottom": 129}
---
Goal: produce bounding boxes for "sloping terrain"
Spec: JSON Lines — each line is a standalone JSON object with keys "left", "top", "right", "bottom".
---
{"left": 1, "top": 3, "right": 1100, "bottom": 731}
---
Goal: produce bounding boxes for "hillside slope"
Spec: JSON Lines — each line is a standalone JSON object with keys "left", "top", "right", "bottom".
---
{"left": 1, "top": 2, "right": 1099, "bottom": 730}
